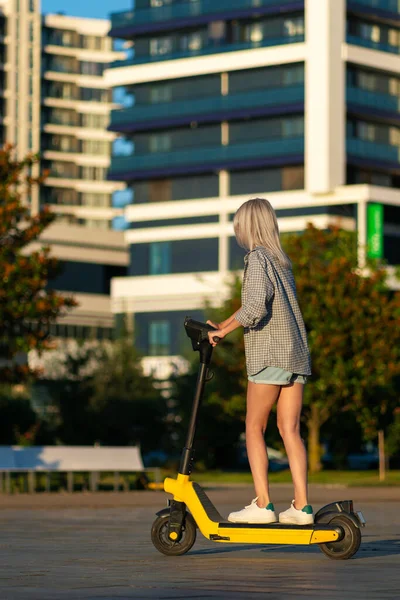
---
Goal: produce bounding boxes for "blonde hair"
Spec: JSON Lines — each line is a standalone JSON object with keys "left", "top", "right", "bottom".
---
{"left": 233, "top": 197, "right": 292, "bottom": 269}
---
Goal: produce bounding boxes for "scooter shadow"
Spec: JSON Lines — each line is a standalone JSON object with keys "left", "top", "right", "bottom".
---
{"left": 189, "top": 538, "right": 400, "bottom": 559}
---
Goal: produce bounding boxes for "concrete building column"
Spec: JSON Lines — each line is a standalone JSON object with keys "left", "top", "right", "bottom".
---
{"left": 305, "top": 0, "right": 345, "bottom": 194}
{"left": 219, "top": 170, "right": 229, "bottom": 273}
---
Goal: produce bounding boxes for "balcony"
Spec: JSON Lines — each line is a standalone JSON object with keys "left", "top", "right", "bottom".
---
{"left": 108, "top": 136, "right": 304, "bottom": 181}
{"left": 347, "top": 86, "right": 400, "bottom": 121}
{"left": 347, "top": 0, "right": 400, "bottom": 20}
{"left": 347, "top": 138, "right": 400, "bottom": 168}
{"left": 109, "top": 85, "right": 304, "bottom": 133}
{"left": 112, "top": 34, "right": 304, "bottom": 69}
{"left": 110, "top": 0, "right": 304, "bottom": 37}
{"left": 347, "top": 34, "right": 400, "bottom": 55}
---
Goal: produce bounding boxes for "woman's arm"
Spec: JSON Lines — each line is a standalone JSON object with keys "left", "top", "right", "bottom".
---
{"left": 207, "top": 310, "right": 242, "bottom": 346}
{"left": 207, "top": 310, "right": 239, "bottom": 331}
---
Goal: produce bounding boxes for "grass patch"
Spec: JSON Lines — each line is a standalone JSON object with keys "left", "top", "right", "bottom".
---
{"left": 160, "top": 470, "right": 400, "bottom": 487}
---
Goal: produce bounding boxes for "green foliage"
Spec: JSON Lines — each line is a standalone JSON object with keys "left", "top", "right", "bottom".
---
{"left": 0, "top": 146, "right": 76, "bottom": 381}
{"left": 88, "top": 336, "right": 166, "bottom": 452}
{"left": 386, "top": 406, "right": 400, "bottom": 459}
{"left": 42, "top": 335, "right": 167, "bottom": 453}
{"left": 0, "top": 385, "right": 37, "bottom": 444}
{"left": 284, "top": 225, "right": 400, "bottom": 471}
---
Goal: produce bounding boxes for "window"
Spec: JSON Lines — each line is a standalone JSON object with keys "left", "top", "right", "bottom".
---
{"left": 81, "top": 193, "right": 109, "bottom": 207}
{"left": 282, "top": 116, "right": 304, "bottom": 137}
{"left": 150, "top": 242, "right": 171, "bottom": 275}
{"left": 151, "top": 0, "right": 173, "bottom": 6}
{"left": 283, "top": 64, "right": 304, "bottom": 85}
{"left": 149, "top": 180, "right": 171, "bottom": 202}
{"left": 360, "top": 23, "right": 380, "bottom": 43}
{"left": 82, "top": 35, "right": 104, "bottom": 51}
{"left": 248, "top": 23, "right": 263, "bottom": 43}
{"left": 81, "top": 166, "right": 107, "bottom": 180}
{"left": 80, "top": 88, "right": 111, "bottom": 103}
{"left": 357, "top": 121, "right": 376, "bottom": 142}
{"left": 149, "top": 134, "right": 171, "bottom": 153}
{"left": 48, "top": 55, "right": 77, "bottom": 74}
{"left": 150, "top": 37, "right": 173, "bottom": 56}
{"left": 50, "top": 161, "right": 78, "bottom": 178}
{"left": 208, "top": 21, "right": 226, "bottom": 43}
{"left": 29, "top": 20, "right": 34, "bottom": 42}
{"left": 49, "top": 108, "right": 78, "bottom": 126}
{"left": 47, "top": 188, "right": 79, "bottom": 205}
{"left": 149, "top": 321, "right": 170, "bottom": 356}
{"left": 80, "top": 61, "right": 104, "bottom": 76}
{"left": 284, "top": 17, "right": 304, "bottom": 37}
{"left": 246, "top": 23, "right": 263, "bottom": 43}
{"left": 82, "top": 139, "right": 109, "bottom": 155}
{"left": 180, "top": 32, "right": 203, "bottom": 52}
{"left": 150, "top": 85, "right": 172, "bottom": 104}
{"left": 51, "top": 134, "right": 78, "bottom": 152}
{"left": 81, "top": 112, "right": 108, "bottom": 128}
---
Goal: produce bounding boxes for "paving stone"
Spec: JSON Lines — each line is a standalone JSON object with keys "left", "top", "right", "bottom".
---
{"left": 0, "top": 485, "right": 398, "bottom": 599}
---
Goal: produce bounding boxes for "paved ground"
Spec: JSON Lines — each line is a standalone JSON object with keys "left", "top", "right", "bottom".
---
{"left": 0, "top": 485, "right": 399, "bottom": 600}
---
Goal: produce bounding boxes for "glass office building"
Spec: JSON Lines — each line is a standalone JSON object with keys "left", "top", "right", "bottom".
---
{"left": 106, "top": 0, "right": 400, "bottom": 373}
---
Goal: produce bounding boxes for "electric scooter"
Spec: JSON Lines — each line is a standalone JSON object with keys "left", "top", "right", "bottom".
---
{"left": 151, "top": 318, "right": 366, "bottom": 560}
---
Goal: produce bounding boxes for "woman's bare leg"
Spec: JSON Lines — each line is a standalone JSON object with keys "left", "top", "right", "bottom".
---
{"left": 277, "top": 383, "right": 308, "bottom": 508}
{"left": 246, "top": 381, "right": 281, "bottom": 508}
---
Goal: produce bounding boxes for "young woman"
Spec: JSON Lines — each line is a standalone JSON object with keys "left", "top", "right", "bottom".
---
{"left": 207, "top": 198, "right": 312, "bottom": 525}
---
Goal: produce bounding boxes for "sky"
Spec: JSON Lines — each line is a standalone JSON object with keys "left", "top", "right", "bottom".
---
{"left": 42, "top": 0, "right": 132, "bottom": 20}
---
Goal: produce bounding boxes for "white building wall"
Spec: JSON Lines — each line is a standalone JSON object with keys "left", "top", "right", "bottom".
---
{"left": 305, "top": 0, "right": 345, "bottom": 193}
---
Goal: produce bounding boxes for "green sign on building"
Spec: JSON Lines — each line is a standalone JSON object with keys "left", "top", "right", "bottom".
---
{"left": 367, "top": 203, "right": 383, "bottom": 259}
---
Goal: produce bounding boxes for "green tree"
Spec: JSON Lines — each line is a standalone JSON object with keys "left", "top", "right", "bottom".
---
{"left": 88, "top": 335, "right": 166, "bottom": 454}
{"left": 0, "top": 146, "right": 76, "bottom": 381}
{"left": 0, "top": 385, "right": 37, "bottom": 444}
{"left": 284, "top": 225, "right": 400, "bottom": 472}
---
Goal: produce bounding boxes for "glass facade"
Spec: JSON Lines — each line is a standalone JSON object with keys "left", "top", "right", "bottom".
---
{"left": 49, "top": 261, "right": 127, "bottom": 295}
{"left": 149, "top": 320, "right": 171, "bottom": 355}
{"left": 132, "top": 173, "right": 219, "bottom": 203}
{"left": 347, "top": 16, "right": 400, "bottom": 54}
{"left": 134, "top": 310, "right": 204, "bottom": 356}
{"left": 149, "top": 241, "right": 171, "bottom": 274}
{"left": 129, "top": 238, "right": 219, "bottom": 276}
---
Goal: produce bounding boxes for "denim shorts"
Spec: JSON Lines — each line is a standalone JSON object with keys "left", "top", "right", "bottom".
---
{"left": 248, "top": 366, "right": 308, "bottom": 385}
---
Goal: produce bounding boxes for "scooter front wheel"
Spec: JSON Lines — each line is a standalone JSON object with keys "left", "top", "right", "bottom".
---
{"left": 151, "top": 512, "right": 196, "bottom": 556}
{"left": 319, "top": 514, "right": 361, "bottom": 560}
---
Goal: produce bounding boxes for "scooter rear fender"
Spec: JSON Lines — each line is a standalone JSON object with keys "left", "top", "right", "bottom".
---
{"left": 315, "top": 501, "right": 364, "bottom": 529}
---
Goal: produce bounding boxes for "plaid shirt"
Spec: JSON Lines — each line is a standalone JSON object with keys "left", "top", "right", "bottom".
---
{"left": 235, "top": 246, "right": 311, "bottom": 377}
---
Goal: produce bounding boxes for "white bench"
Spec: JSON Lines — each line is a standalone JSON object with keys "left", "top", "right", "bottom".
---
{"left": 0, "top": 446, "right": 160, "bottom": 493}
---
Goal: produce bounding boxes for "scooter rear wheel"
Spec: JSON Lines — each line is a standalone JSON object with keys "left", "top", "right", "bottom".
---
{"left": 319, "top": 514, "right": 361, "bottom": 560}
{"left": 151, "top": 512, "right": 197, "bottom": 556}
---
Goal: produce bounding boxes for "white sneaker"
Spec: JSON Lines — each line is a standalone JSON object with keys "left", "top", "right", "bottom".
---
{"left": 228, "top": 498, "right": 277, "bottom": 523}
{"left": 279, "top": 500, "right": 314, "bottom": 525}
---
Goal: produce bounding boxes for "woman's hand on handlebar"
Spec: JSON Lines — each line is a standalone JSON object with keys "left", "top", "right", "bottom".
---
{"left": 207, "top": 328, "right": 225, "bottom": 347}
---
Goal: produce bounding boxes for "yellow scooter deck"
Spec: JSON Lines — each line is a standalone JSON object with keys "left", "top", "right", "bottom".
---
{"left": 164, "top": 475, "right": 342, "bottom": 546}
